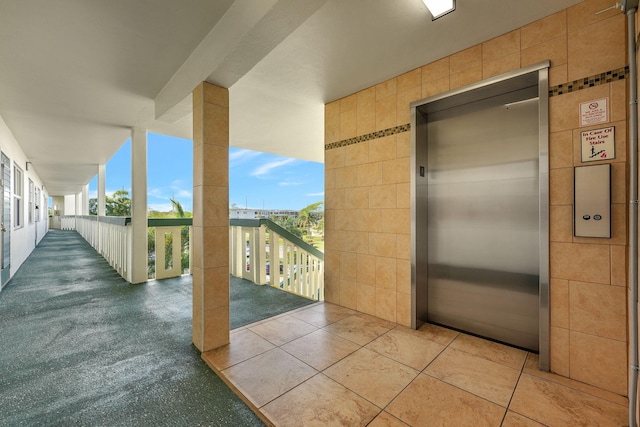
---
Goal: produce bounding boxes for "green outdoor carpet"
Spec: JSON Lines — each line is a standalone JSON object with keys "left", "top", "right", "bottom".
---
{"left": 0, "top": 230, "right": 311, "bottom": 426}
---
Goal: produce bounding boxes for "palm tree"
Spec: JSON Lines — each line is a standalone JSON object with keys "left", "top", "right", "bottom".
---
{"left": 297, "top": 201, "right": 323, "bottom": 240}
{"left": 170, "top": 198, "right": 190, "bottom": 273}
{"left": 170, "top": 197, "right": 185, "bottom": 218}
{"left": 148, "top": 198, "right": 192, "bottom": 279}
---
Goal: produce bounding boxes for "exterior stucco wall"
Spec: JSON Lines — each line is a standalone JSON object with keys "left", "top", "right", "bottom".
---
{"left": 0, "top": 115, "right": 48, "bottom": 282}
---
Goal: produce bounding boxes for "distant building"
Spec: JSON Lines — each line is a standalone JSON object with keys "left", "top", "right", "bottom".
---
{"left": 229, "top": 208, "right": 298, "bottom": 220}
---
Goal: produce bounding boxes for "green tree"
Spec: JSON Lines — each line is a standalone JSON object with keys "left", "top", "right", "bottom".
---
{"left": 106, "top": 190, "right": 131, "bottom": 216}
{"left": 89, "top": 198, "right": 97, "bottom": 215}
{"left": 148, "top": 226, "right": 156, "bottom": 278}
{"left": 170, "top": 198, "right": 191, "bottom": 274}
{"left": 147, "top": 198, "right": 192, "bottom": 279}
{"left": 316, "top": 216, "right": 324, "bottom": 235}
{"left": 170, "top": 197, "right": 185, "bottom": 218}
{"left": 298, "top": 201, "right": 323, "bottom": 230}
{"left": 297, "top": 201, "right": 324, "bottom": 243}
{"left": 269, "top": 215, "right": 304, "bottom": 238}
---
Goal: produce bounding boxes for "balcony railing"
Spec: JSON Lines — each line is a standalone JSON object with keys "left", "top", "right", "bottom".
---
{"left": 230, "top": 218, "right": 324, "bottom": 301}
{"left": 147, "top": 218, "right": 192, "bottom": 280}
{"left": 64, "top": 215, "right": 130, "bottom": 279}
{"left": 59, "top": 216, "right": 324, "bottom": 301}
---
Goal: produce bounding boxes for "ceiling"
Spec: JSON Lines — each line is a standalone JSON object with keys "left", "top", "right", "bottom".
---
{"left": 0, "top": 0, "right": 582, "bottom": 196}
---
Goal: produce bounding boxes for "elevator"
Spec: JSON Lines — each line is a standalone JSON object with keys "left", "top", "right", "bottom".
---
{"left": 411, "top": 63, "right": 549, "bottom": 365}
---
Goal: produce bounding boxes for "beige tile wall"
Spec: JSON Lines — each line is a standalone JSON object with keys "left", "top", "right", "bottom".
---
{"left": 324, "top": 0, "right": 628, "bottom": 394}
{"left": 192, "top": 82, "right": 230, "bottom": 352}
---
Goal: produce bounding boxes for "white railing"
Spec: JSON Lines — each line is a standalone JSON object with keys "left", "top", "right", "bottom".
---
{"left": 61, "top": 216, "right": 191, "bottom": 282}
{"left": 147, "top": 218, "right": 192, "bottom": 280}
{"left": 230, "top": 219, "right": 324, "bottom": 301}
{"left": 60, "top": 216, "right": 76, "bottom": 230}
{"left": 59, "top": 216, "right": 323, "bottom": 302}
{"left": 76, "top": 216, "right": 98, "bottom": 247}
{"left": 98, "top": 219, "right": 129, "bottom": 278}
{"left": 62, "top": 215, "right": 130, "bottom": 280}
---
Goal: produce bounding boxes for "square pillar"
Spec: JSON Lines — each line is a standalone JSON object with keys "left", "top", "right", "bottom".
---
{"left": 82, "top": 184, "right": 89, "bottom": 215}
{"left": 192, "top": 82, "right": 229, "bottom": 352}
{"left": 130, "top": 127, "right": 148, "bottom": 284}
{"left": 75, "top": 193, "right": 81, "bottom": 216}
{"left": 98, "top": 164, "right": 106, "bottom": 216}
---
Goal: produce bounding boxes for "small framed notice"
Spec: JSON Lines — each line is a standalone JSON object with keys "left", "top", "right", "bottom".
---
{"left": 579, "top": 98, "right": 609, "bottom": 127}
{"left": 580, "top": 126, "right": 615, "bottom": 162}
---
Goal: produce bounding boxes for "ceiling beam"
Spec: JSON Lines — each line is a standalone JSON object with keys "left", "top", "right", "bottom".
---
{"left": 155, "top": 0, "right": 328, "bottom": 123}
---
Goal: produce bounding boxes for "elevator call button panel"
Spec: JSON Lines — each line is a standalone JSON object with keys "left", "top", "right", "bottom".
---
{"left": 574, "top": 164, "right": 611, "bottom": 238}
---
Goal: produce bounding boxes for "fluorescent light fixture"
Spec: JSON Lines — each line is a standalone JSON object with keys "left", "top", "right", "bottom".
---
{"left": 421, "top": 0, "right": 455, "bottom": 19}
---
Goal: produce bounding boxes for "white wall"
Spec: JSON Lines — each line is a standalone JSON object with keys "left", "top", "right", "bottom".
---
{"left": 0, "top": 115, "right": 49, "bottom": 284}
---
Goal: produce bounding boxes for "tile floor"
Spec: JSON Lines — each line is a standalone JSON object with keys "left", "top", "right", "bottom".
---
{"left": 202, "top": 302, "right": 628, "bottom": 427}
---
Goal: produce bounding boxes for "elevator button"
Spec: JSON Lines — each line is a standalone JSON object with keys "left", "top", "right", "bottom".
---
{"left": 594, "top": 215, "right": 602, "bottom": 220}
{"left": 582, "top": 215, "right": 591, "bottom": 220}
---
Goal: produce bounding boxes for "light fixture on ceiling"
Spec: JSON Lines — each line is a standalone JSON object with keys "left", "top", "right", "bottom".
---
{"left": 421, "top": 0, "right": 455, "bottom": 20}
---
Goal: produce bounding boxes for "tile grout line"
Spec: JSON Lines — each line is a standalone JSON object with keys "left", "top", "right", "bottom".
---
{"left": 200, "top": 353, "right": 276, "bottom": 427}
{"left": 210, "top": 302, "right": 629, "bottom": 426}
{"left": 499, "top": 351, "right": 530, "bottom": 426}
{"left": 371, "top": 327, "right": 461, "bottom": 424}
{"left": 217, "top": 304, "right": 360, "bottom": 426}
{"left": 419, "top": 332, "right": 533, "bottom": 415}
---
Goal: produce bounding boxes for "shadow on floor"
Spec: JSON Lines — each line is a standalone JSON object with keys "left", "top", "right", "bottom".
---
{"left": 0, "top": 230, "right": 300, "bottom": 426}
{"left": 230, "top": 275, "right": 316, "bottom": 329}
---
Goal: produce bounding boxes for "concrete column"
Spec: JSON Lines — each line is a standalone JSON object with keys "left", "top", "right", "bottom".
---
{"left": 192, "top": 82, "right": 229, "bottom": 352}
{"left": 98, "top": 164, "right": 106, "bottom": 216}
{"left": 130, "top": 128, "right": 148, "bottom": 284}
{"left": 75, "top": 192, "right": 81, "bottom": 216}
{"left": 64, "top": 195, "right": 75, "bottom": 215}
{"left": 82, "top": 184, "right": 89, "bottom": 215}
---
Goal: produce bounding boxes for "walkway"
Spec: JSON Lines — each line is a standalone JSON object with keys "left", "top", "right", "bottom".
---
{"left": 0, "top": 230, "right": 266, "bottom": 426}
{"left": 204, "top": 305, "right": 629, "bottom": 426}
{"left": 0, "top": 230, "right": 630, "bottom": 426}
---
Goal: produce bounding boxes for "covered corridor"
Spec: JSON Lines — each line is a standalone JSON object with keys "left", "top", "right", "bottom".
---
{"left": 1, "top": 1, "right": 638, "bottom": 424}
{"left": 0, "top": 227, "right": 633, "bottom": 426}
{"left": 0, "top": 230, "right": 628, "bottom": 426}
{"left": 0, "top": 230, "right": 265, "bottom": 425}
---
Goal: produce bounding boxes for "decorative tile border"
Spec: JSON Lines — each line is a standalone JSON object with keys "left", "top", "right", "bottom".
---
{"left": 549, "top": 66, "right": 629, "bottom": 97}
{"left": 325, "top": 124, "right": 410, "bottom": 151}
{"left": 325, "top": 66, "right": 629, "bottom": 151}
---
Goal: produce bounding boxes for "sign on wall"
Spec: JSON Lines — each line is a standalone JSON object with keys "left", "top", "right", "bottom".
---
{"left": 579, "top": 98, "right": 609, "bottom": 127}
{"left": 580, "top": 126, "right": 615, "bottom": 162}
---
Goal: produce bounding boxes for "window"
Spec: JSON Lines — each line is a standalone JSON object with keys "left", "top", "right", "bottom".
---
{"left": 14, "top": 165, "right": 23, "bottom": 228}
{"left": 28, "top": 179, "right": 34, "bottom": 225}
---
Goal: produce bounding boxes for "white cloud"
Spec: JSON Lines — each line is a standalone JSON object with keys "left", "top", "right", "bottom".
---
{"left": 278, "top": 181, "right": 302, "bottom": 187}
{"left": 169, "top": 180, "right": 191, "bottom": 198}
{"left": 91, "top": 186, "right": 192, "bottom": 207}
{"left": 251, "top": 158, "right": 296, "bottom": 178}
{"left": 148, "top": 203, "right": 174, "bottom": 212}
{"left": 169, "top": 178, "right": 187, "bottom": 188}
{"left": 229, "top": 149, "right": 261, "bottom": 168}
{"left": 149, "top": 186, "right": 192, "bottom": 201}
{"left": 148, "top": 188, "right": 165, "bottom": 198}
{"left": 306, "top": 191, "right": 324, "bottom": 197}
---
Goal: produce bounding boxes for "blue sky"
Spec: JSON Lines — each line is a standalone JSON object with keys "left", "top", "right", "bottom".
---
{"left": 89, "top": 133, "right": 324, "bottom": 212}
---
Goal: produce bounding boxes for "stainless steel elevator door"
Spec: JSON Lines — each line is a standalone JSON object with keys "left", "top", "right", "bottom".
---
{"left": 425, "top": 89, "right": 540, "bottom": 351}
